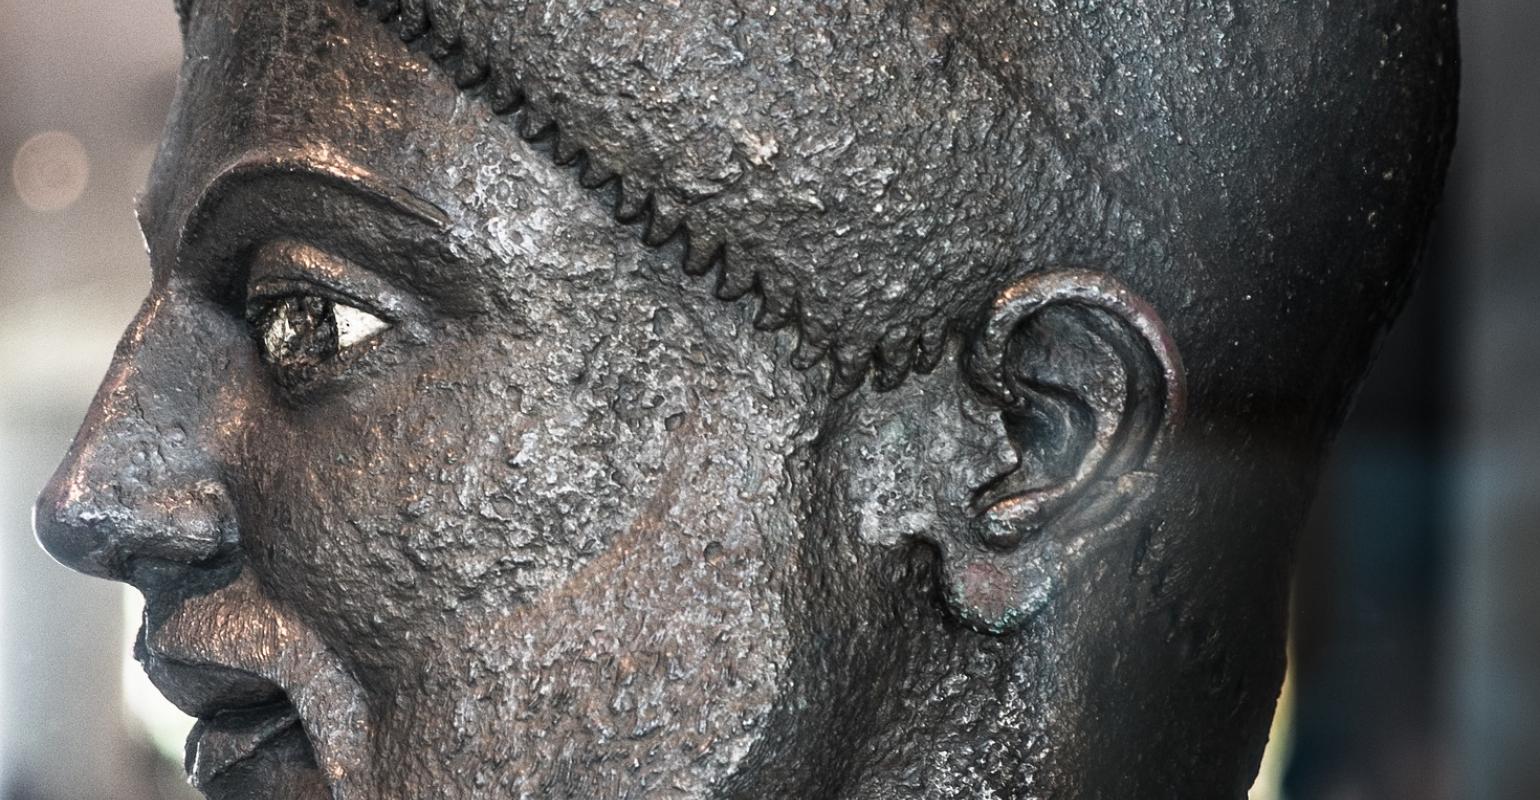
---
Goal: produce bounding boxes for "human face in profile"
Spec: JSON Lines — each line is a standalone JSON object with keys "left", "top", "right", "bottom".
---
{"left": 37, "top": 0, "right": 1460, "bottom": 796}
{"left": 34, "top": 1, "right": 844, "bottom": 797}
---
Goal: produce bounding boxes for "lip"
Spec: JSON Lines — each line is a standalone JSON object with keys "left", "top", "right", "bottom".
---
{"left": 135, "top": 570, "right": 374, "bottom": 797}
{"left": 141, "top": 651, "right": 306, "bottom": 790}
{"left": 187, "top": 701, "right": 305, "bottom": 789}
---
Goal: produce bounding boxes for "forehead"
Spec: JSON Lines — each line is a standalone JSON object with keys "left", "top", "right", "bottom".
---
{"left": 146, "top": 0, "right": 532, "bottom": 249}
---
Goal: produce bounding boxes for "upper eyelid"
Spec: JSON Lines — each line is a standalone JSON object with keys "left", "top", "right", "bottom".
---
{"left": 246, "top": 274, "right": 389, "bottom": 321}
{"left": 168, "top": 152, "right": 454, "bottom": 314}
{"left": 245, "top": 240, "right": 414, "bottom": 322}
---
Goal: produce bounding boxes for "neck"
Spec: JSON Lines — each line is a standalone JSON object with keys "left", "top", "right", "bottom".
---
{"left": 720, "top": 543, "right": 1054, "bottom": 799}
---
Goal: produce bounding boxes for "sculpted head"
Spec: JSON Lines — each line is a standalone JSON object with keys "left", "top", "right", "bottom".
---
{"left": 35, "top": 0, "right": 1456, "bottom": 797}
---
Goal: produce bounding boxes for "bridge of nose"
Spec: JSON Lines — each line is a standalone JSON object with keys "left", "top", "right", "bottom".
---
{"left": 35, "top": 288, "right": 243, "bottom": 583}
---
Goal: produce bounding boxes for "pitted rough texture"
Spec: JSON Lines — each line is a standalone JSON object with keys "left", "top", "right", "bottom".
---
{"left": 34, "top": 0, "right": 1459, "bottom": 798}
{"left": 366, "top": 0, "right": 1057, "bottom": 383}
{"left": 310, "top": 0, "right": 1458, "bottom": 400}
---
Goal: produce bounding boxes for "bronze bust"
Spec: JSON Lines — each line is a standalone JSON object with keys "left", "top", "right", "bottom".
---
{"left": 35, "top": 0, "right": 1457, "bottom": 797}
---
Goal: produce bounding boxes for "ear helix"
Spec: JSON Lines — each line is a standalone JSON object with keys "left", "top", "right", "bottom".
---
{"left": 944, "top": 269, "right": 1186, "bottom": 632}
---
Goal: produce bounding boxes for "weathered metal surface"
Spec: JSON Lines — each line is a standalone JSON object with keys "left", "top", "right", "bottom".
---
{"left": 35, "top": 0, "right": 1457, "bottom": 797}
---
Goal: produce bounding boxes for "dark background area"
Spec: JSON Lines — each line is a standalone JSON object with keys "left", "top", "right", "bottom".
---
{"left": 1, "top": 1, "right": 1536, "bottom": 798}
{"left": 1285, "top": 212, "right": 1456, "bottom": 799}
{"left": 1285, "top": 1, "right": 1540, "bottom": 795}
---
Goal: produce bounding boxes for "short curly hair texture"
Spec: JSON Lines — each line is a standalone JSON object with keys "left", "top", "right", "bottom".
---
{"left": 176, "top": 0, "right": 1457, "bottom": 407}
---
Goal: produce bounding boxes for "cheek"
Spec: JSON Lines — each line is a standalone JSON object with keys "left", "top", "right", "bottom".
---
{"left": 237, "top": 335, "right": 682, "bottom": 671}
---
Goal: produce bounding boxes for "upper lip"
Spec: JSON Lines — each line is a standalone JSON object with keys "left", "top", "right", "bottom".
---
{"left": 137, "top": 630, "right": 306, "bottom": 787}
{"left": 133, "top": 579, "right": 292, "bottom": 722}
{"left": 133, "top": 571, "right": 374, "bottom": 795}
{"left": 139, "top": 643, "right": 288, "bottom": 719}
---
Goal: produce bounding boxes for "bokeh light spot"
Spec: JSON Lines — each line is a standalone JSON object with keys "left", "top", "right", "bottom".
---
{"left": 11, "top": 130, "right": 91, "bottom": 212}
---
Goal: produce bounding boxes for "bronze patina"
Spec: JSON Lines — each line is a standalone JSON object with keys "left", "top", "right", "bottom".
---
{"left": 36, "top": 1, "right": 1457, "bottom": 797}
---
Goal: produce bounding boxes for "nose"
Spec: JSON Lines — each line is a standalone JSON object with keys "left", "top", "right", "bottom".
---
{"left": 34, "top": 293, "right": 240, "bottom": 587}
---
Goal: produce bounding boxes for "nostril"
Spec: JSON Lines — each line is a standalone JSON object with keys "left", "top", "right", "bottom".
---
{"left": 148, "top": 480, "right": 239, "bottom": 564}
{"left": 35, "top": 475, "right": 240, "bottom": 584}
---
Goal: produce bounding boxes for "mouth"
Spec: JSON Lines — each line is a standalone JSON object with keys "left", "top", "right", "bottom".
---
{"left": 135, "top": 572, "right": 371, "bottom": 798}
{"left": 140, "top": 650, "right": 311, "bottom": 791}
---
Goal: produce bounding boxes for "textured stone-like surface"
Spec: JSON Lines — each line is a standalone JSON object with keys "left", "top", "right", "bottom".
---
{"left": 36, "top": 0, "right": 1456, "bottom": 798}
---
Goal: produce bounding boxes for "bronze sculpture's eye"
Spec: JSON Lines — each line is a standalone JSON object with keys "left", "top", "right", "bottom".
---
{"left": 251, "top": 294, "right": 390, "bottom": 381}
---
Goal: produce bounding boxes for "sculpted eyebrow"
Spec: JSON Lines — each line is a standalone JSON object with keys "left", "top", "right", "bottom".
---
{"left": 177, "top": 149, "right": 451, "bottom": 249}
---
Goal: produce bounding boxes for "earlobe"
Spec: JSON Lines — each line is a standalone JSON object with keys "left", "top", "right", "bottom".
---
{"left": 942, "top": 269, "right": 1186, "bottom": 633}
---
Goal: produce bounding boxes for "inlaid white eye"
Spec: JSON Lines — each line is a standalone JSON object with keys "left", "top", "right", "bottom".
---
{"left": 333, "top": 302, "right": 390, "bottom": 348}
{"left": 252, "top": 294, "right": 390, "bottom": 380}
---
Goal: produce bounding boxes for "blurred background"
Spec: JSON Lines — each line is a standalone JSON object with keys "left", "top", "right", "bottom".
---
{"left": 0, "top": 1, "right": 1535, "bottom": 799}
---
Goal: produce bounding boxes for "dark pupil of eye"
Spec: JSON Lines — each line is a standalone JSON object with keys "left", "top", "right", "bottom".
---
{"left": 255, "top": 296, "right": 338, "bottom": 380}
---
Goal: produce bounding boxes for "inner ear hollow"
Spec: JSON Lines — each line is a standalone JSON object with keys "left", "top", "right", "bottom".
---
{"left": 970, "top": 389, "right": 1090, "bottom": 513}
{"left": 970, "top": 306, "right": 1109, "bottom": 512}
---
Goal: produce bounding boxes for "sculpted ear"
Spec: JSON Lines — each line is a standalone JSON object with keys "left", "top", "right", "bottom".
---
{"left": 940, "top": 269, "right": 1186, "bottom": 633}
